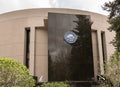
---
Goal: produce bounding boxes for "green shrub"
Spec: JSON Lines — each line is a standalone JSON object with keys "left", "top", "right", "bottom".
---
{"left": 0, "top": 57, "right": 35, "bottom": 87}
{"left": 40, "top": 82, "right": 70, "bottom": 87}
{"left": 96, "top": 52, "right": 120, "bottom": 87}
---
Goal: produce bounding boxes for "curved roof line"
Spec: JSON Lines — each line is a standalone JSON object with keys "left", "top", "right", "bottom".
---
{"left": 0, "top": 8, "right": 107, "bottom": 17}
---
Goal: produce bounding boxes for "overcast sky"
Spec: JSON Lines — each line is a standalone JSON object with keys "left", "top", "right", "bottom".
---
{"left": 0, "top": 0, "right": 113, "bottom": 15}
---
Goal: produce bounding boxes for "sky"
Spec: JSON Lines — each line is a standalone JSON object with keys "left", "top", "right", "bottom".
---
{"left": 0, "top": 0, "right": 113, "bottom": 15}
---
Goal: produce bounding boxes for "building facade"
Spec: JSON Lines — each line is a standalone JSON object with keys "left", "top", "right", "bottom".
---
{"left": 0, "top": 8, "right": 115, "bottom": 82}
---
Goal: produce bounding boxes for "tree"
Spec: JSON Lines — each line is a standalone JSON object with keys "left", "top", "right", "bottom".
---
{"left": 103, "top": 0, "right": 120, "bottom": 52}
{"left": 95, "top": 1, "right": 120, "bottom": 86}
{"left": 70, "top": 15, "right": 94, "bottom": 80}
{"left": 0, "top": 57, "right": 35, "bottom": 87}
{"left": 96, "top": 52, "right": 120, "bottom": 87}
{"left": 103, "top": 0, "right": 120, "bottom": 19}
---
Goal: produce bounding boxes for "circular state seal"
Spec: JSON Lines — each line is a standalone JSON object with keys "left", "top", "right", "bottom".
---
{"left": 64, "top": 31, "right": 78, "bottom": 44}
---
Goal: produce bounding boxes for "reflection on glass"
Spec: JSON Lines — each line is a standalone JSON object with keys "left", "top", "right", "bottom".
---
{"left": 48, "top": 13, "right": 94, "bottom": 81}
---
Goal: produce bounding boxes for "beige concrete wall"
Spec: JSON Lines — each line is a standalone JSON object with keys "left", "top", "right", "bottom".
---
{"left": 0, "top": 8, "right": 115, "bottom": 81}
{"left": 92, "top": 30, "right": 100, "bottom": 80}
{"left": 0, "top": 18, "right": 26, "bottom": 63}
{"left": 35, "top": 27, "right": 48, "bottom": 82}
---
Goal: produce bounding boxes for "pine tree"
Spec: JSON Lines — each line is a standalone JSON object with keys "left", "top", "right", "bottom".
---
{"left": 103, "top": 0, "right": 120, "bottom": 52}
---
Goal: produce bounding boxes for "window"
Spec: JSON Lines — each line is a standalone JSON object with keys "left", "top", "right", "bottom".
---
{"left": 25, "top": 28, "right": 30, "bottom": 68}
{"left": 101, "top": 31, "right": 107, "bottom": 72}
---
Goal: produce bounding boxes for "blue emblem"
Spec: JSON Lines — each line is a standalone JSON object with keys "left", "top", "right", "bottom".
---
{"left": 64, "top": 31, "right": 78, "bottom": 44}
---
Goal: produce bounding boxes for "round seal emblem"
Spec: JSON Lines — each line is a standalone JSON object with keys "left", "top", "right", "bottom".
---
{"left": 64, "top": 31, "right": 78, "bottom": 44}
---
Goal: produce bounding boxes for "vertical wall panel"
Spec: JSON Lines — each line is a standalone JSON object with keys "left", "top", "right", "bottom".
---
{"left": 48, "top": 13, "right": 94, "bottom": 81}
{"left": 35, "top": 27, "right": 48, "bottom": 82}
{"left": 92, "top": 31, "right": 99, "bottom": 81}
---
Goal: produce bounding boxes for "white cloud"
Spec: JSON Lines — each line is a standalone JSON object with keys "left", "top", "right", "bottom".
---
{"left": 0, "top": 0, "right": 113, "bottom": 15}
{"left": 0, "top": 0, "right": 51, "bottom": 14}
{"left": 51, "top": 0, "right": 113, "bottom": 15}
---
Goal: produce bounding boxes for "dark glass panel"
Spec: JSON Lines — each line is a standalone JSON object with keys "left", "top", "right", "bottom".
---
{"left": 48, "top": 13, "right": 94, "bottom": 81}
{"left": 25, "top": 28, "right": 30, "bottom": 68}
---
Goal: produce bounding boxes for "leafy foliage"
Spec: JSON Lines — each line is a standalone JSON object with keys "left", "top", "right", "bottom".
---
{"left": 103, "top": 0, "right": 120, "bottom": 19}
{"left": 96, "top": 52, "right": 120, "bottom": 87}
{"left": 0, "top": 57, "right": 35, "bottom": 87}
{"left": 98, "top": 1, "right": 120, "bottom": 86}
{"left": 40, "top": 82, "right": 70, "bottom": 87}
{"left": 103, "top": 0, "right": 120, "bottom": 51}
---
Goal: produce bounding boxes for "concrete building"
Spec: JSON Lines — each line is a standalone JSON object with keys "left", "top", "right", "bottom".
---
{"left": 0, "top": 8, "right": 115, "bottom": 83}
